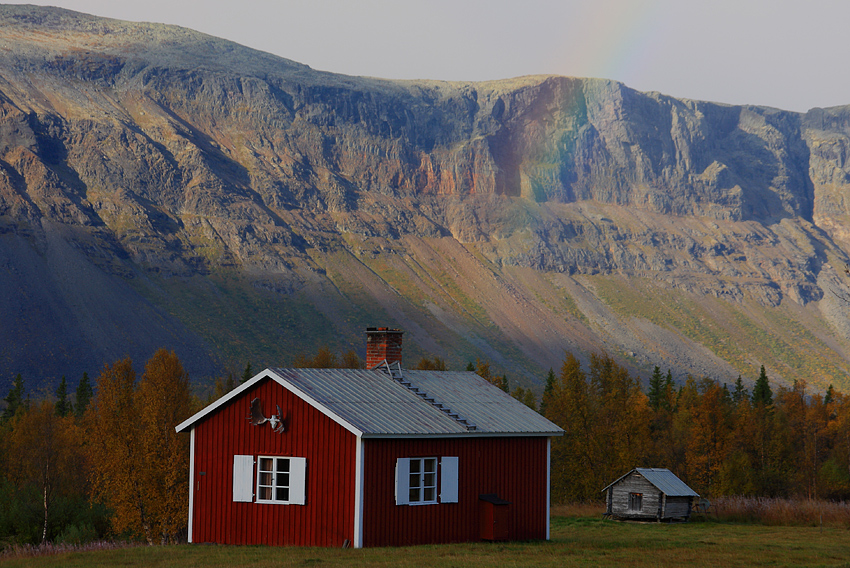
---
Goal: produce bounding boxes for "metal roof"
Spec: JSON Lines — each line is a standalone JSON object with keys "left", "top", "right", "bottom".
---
{"left": 176, "top": 367, "right": 563, "bottom": 438}
{"left": 601, "top": 468, "right": 699, "bottom": 497}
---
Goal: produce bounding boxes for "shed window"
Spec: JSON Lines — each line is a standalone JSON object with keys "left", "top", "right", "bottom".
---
{"left": 395, "top": 457, "right": 458, "bottom": 505}
{"left": 255, "top": 456, "right": 307, "bottom": 505}
{"left": 629, "top": 492, "right": 642, "bottom": 511}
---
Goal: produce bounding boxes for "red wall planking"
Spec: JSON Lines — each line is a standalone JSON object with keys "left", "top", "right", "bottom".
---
{"left": 191, "top": 376, "right": 357, "bottom": 546}
{"left": 361, "top": 437, "right": 549, "bottom": 547}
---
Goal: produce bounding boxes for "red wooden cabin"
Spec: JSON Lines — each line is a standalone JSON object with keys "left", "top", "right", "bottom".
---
{"left": 175, "top": 328, "right": 563, "bottom": 547}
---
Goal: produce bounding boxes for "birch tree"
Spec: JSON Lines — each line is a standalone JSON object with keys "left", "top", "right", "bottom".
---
{"left": 6, "top": 401, "right": 85, "bottom": 542}
{"left": 86, "top": 351, "right": 195, "bottom": 544}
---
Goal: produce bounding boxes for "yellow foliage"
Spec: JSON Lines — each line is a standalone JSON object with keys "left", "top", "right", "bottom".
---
{"left": 6, "top": 401, "right": 86, "bottom": 542}
{"left": 86, "top": 351, "right": 196, "bottom": 544}
{"left": 545, "top": 352, "right": 651, "bottom": 502}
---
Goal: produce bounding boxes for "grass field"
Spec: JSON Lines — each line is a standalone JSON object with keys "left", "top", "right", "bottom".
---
{"left": 4, "top": 513, "right": 850, "bottom": 568}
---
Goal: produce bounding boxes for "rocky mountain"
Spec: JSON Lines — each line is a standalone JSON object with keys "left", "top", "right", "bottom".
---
{"left": 2, "top": 5, "right": 850, "bottom": 395}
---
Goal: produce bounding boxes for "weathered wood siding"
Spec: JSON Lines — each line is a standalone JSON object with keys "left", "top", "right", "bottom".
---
{"left": 191, "top": 376, "right": 357, "bottom": 546}
{"left": 362, "top": 436, "right": 549, "bottom": 547}
{"left": 608, "top": 472, "right": 694, "bottom": 520}
{"left": 664, "top": 497, "right": 692, "bottom": 519}
{"left": 610, "top": 472, "right": 661, "bottom": 519}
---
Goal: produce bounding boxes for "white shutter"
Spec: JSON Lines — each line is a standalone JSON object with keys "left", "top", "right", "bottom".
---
{"left": 232, "top": 455, "right": 254, "bottom": 502}
{"left": 395, "top": 458, "right": 410, "bottom": 505}
{"left": 440, "top": 456, "right": 459, "bottom": 503}
{"left": 289, "top": 457, "right": 308, "bottom": 505}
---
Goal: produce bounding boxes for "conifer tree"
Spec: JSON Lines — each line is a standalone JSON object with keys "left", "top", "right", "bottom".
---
{"left": 648, "top": 366, "right": 664, "bottom": 411}
{"left": 510, "top": 386, "right": 537, "bottom": 410}
{"left": 722, "top": 383, "right": 732, "bottom": 404}
{"left": 732, "top": 375, "right": 748, "bottom": 405}
{"left": 55, "top": 376, "right": 70, "bottom": 417}
{"left": 240, "top": 363, "right": 253, "bottom": 383}
{"left": 75, "top": 372, "right": 93, "bottom": 418}
{"left": 825, "top": 384, "right": 835, "bottom": 405}
{"left": 540, "top": 368, "right": 556, "bottom": 414}
{"left": 3, "top": 373, "right": 24, "bottom": 422}
{"left": 465, "top": 361, "right": 475, "bottom": 372}
{"left": 752, "top": 365, "right": 773, "bottom": 406}
{"left": 663, "top": 369, "right": 675, "bottom": 411}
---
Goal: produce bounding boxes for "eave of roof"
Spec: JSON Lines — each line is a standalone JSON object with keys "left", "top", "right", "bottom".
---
{"left": 175, "top": 367, "right": 563, "bottom": 438}
{"left": 600, "top": 467, "right": 699, "bottom": 497}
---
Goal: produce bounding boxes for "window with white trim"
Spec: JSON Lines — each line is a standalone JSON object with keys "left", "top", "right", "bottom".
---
{"left": 395, "top": 456, "right": 459, "bottom": 506}
{"left": 408, "top": 457, "right": 437, "bottom": 504}
{"left": 232, "top": 455, "right": 307, "bottom": 505}
{"left": 257, "top": 457, "right": 292, "bottom": 503}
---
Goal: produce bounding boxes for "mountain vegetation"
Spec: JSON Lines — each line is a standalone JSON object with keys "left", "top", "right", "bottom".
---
{"left": 2, "top": 5, "right": 850, "bottom": 396}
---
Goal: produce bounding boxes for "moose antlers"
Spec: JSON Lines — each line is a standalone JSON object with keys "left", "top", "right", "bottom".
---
{"left": 248, "top": 398, "right": 287, "bottom": 433}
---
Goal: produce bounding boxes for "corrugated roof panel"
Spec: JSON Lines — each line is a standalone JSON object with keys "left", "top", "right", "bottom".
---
{"left": 271, "top": 368, "right": 468, "bottom": 435}
{"left": 636, "top": 468, "right": 699, "bottom": 497}
{"left": 404, "top": 370, "right": 561, "bottom": 434}
{"left": 266, "top": 367, "right": 562, "bottom": 437}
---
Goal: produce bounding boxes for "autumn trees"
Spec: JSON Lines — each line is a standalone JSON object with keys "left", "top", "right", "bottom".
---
{"left": 542, "top": 352, "right": 850, "bottom": 502}
{"left": 543, "top": 353, "right": 651, "bottom": 502}
{"left": 0, "top": 375, "right": 100, "bottom": 545}
{"left": 0, "top": 349, "right": 196, "bottom": 546}
{"left": 7, "top": 342, "right": 850, "bottom": 546}
{"left": 86, "top": 350, "right": 195, "bottom": 545}
{"left": 5, "top": 401, "right": 86, "bottom": 543}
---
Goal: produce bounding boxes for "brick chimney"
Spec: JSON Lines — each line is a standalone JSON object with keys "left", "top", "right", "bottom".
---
{"left": 366, "top": 327, "right": 404, "bottom": 369}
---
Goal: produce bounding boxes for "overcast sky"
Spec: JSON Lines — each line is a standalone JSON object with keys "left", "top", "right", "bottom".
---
{"left": 5, "top": 0, "right": 848, "bottom": 112}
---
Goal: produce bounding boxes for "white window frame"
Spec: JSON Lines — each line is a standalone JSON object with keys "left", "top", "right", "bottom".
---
{"left": 408, "top": 457, "right": 438, "bottom": 505}
{"left": 395, "top": 456, "right": 458, "bottom": 506}
{"left": 254, "top": 456, "right": 307, "bottom": 505}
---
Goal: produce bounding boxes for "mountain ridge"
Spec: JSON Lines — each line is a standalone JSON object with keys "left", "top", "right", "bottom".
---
{"left": 2, "top": 5, "right": 850, "bottom": 394}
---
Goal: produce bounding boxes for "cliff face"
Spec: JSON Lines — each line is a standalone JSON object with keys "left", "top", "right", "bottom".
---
{"left": 2, "top": 5, "right": 850, "bottom": 391}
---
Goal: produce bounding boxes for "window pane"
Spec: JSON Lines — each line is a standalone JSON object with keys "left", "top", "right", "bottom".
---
{"left": 409, "top": 460, "right": 421, "bottom": 474}
{"left": 277, "top": 458, "right": 289, "bottom": 472}
{"left": 259, "top": 487, "right": 271, "bottom": 500}
{"left": 278, "top": 472, "right": 289, "bottom": 487}
{"left": 409, "top": 488, "right": 420, "bottom": 502}
{"left": 409, "top": 473, "right": 420, "bottom": 488}
{"left": 259, "top": 458, "right": 272, "bottom": 471}
{"left": 424, "top": 487, "right": 435, "bottom": 501}
{"left": 424, "top": 458, "right": 436, "bottom": 473}
{"left": 423, "top": 473, "right": 435, "bottom": 487}
{"left": 276, "top": 487, "right": 289, "bottom": 501}
{"left": 259, "top": 472, "right": 272, "bottom": 486}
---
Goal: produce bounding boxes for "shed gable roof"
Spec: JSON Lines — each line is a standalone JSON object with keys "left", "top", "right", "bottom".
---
{"left": 602, "top": 468, "right": 699, "bottom": 497}
{"left": 176, "top": 367, "right": 563, "bottom": 438}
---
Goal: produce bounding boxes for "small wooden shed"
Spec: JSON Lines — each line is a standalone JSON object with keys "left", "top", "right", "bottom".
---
{"left": 602, "top": 468, "right": 698, "bottom": 521}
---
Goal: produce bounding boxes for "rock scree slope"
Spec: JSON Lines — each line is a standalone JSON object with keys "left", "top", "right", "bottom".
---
{"left": 3, "top": 5, "right": 850, "bottom": 393}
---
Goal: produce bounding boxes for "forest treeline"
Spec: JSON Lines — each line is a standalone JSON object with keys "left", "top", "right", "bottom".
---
{"left": 0, "top": 350, "right": 194, "bottom": 547}
{"left": 0, "top": 348, "right": 847, "bottom": 547}
{"left": 541, "top": 353, "right": 850, "bottom": 503}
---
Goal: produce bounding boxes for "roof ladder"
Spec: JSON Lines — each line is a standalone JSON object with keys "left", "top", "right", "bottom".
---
{"left": 380, "top": 364, "right": 477, "bottom": 431}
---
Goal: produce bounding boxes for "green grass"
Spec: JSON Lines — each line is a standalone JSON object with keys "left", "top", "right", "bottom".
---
{"left": 592, "top": 276, "right": 850, "bottom": 390}
{"left": 5, "top": 517, "right": 850, "bottom": 568}
{"left": 131, "top": 271, "right": 343, "bottom": 370}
